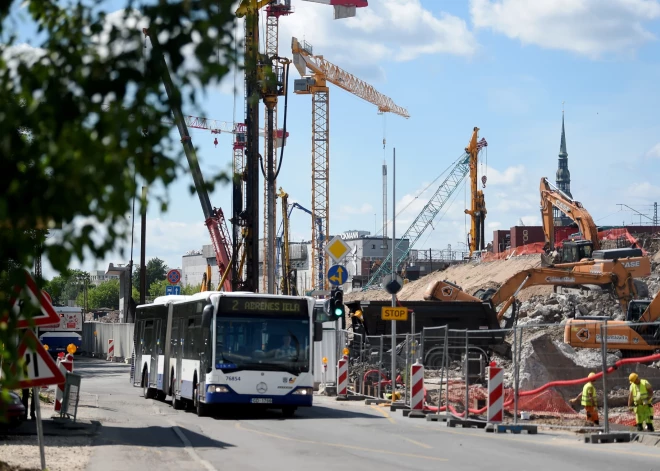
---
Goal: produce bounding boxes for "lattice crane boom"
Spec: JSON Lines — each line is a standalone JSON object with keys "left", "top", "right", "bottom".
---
{"left": 362, "top": 130, "right": 487, "bottom": 291}
{"left": 291, "top": 36, "right": 408, "bottom": 291}
{"left": 292, "top": 38, "right": 409, "bottom": 118}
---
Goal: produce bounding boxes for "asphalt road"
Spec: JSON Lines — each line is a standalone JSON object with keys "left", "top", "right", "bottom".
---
{"left": 73, "top": 357, "right": 660, "bottom": 471}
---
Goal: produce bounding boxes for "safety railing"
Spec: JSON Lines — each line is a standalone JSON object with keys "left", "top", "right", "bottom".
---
{"left": 416, "top": 321, "right": 659, "bottom": 432}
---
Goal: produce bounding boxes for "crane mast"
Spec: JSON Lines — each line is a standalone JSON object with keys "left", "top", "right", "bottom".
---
{"left": 291, "top": 36, "right": 408, "bottom": 291}
{"left": 142, "top": 27, "right": 232, "bottom": 291}
{"left": 464, "top": 127, "right": 487, "bottom": 258}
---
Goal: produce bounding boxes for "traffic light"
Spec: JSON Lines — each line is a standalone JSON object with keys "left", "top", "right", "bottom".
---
{"left": 331, "top": 288, "right": 344, "bottom": 317}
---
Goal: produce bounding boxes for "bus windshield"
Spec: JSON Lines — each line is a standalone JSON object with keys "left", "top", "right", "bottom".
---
{"left": 215, "top": 316, "right": 310, "bottom": 375}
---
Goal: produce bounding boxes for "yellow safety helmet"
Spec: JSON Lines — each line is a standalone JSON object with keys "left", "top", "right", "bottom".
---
{"left": 588, "top": 372, "right": 596, "bottom": 379}
{"left": 354, "top": 310, "right": 363, "bottom": 320}
{"left": 629, "top": 373, "right": 639, "bottom": 383}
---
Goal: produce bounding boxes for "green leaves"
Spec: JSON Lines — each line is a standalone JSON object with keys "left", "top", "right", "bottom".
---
{"left": 1, "top": 0, "right": 236, "bottom": 389}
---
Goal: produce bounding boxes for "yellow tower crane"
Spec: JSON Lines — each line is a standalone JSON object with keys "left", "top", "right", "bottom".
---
{"left": 291, "top": 37, "right": 409, "bottom": 291}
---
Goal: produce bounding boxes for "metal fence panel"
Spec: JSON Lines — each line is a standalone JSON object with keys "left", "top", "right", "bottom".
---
{"left": 82, "top": 322, "right": 134, "bottom": 358}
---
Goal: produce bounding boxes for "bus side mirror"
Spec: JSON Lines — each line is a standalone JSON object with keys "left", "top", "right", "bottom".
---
{"left": 314, "top": 321, "right": 323, "bottom": 342}
{"left": 202, "top": 304, "right": 213, "bottom": 329}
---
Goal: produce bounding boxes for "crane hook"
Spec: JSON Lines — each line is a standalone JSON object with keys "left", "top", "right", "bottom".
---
{"left": 481, "top": 175, "right": 487, "bottom": 188}
{"left": 213, "top": 137, "right": 218, "bottom": 147}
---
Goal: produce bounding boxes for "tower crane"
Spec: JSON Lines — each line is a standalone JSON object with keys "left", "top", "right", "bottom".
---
{"left": 262, "top": 0, "right": 293, "bottom": 294}
{"left": 235, "top": 0, "right": 367, "bottom": 294}
{"left": 362, "top": 128, "right": 487, "bottom": 291}
{"left": 291, "top": 36, "right": 409, "bottom": 291}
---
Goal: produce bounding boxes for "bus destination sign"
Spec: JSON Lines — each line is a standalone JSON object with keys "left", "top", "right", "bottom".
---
{"left": 220, "top": 297, "right": 307, "bottom": 316}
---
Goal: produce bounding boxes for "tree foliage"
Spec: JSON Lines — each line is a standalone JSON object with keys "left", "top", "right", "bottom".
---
{"left": 84, "top": 279, "right": 120, "bottom": 310}
{"left": 0, "top": 1, "right": 236, "bottom": 396}
{"left": 132, "top": 257, "right": 168, "bottom": 292}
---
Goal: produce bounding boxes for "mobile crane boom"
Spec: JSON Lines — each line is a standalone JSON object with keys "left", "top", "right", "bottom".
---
{"left": 143, "top": 27, "right": 232, "bottom": 291}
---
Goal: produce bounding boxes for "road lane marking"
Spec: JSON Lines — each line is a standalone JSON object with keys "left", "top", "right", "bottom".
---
{"left": 235, "top": 422, "right": 447, "bottom": 462}
{"left": 403, "top": 437, "right": 432, "bottom": 449}
{"left": 166, "top": 419, "right": 216, "bottom": 471}
{"left": 369, "top": 404, "right": 396, "bottom": 424}
{"left": 413, "top": 425, "right": 660, "bottom": 459}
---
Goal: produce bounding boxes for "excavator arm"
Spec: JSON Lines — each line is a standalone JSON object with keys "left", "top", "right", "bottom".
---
{"left": 539, "top": 177, "right": 599, "bottom": 249}
{"left": 425, "top": 261, "right": 636, "bottom": 321}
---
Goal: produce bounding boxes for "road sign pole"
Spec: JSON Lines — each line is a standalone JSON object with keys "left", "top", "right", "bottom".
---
{"left": 391, "top": 148, "right": 396, "bottom": 404}
{"left": 33, "top": 386, "right": 46, "bottom": 470}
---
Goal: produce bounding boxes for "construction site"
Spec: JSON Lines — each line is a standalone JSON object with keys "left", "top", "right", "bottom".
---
{"left": 143, "top": 0, "right": 660, "bottom": 431}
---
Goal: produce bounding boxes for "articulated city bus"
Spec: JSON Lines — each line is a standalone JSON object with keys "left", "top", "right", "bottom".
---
{"left": 133, "top": 291, "right": 320, "bottom": 417}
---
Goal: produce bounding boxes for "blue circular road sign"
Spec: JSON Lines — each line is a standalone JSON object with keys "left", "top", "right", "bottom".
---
{"left": 167, "top": 269, "right": 181, "bottom": 285}
{"left": 327, "top": 265, "right": 348, "bottom": 286}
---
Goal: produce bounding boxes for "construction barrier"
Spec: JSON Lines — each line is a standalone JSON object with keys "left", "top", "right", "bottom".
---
{"left": 487, "top": 363, "right": 503, "bottom": 423}
{"left": 421, "top": 322, "right": 660, "bottom": 432}
{"left": 54, "top": 354, "right": 74, "bottom": 412}
{"left": 82, "top": 322, "right": 134, "bottom": 358}
{"left": 337, "top": 356, "right": 348, "bottom": 399}
{"left": 107, "top": 339, "right": 115, "bottom": 360}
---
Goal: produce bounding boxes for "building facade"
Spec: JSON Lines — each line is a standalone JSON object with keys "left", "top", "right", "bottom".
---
{"left": 181, "top": 245, "right": 217, "bottom": 288}
{"left": 89, "top": 269, "right": 119, "bottom": 287}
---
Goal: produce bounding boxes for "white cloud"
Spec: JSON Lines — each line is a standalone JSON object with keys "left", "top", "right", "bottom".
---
{"left": 42, "top": 217, "right": 209, "bottom": 280}
{"left": 488, "top": 221, "right": 501, "bottom": 229}
{"left": 483, "top": 164, "right": 525, "bottom": 185}
{"left": 340, "top": 203, "right": 374, "bottom": 215}
{"left": 470, "top": 0, "right": 660, "bottom": 57}
{"left": 519, "top": 215, "right": 541, "bottom": 226}
{"left": 646, "top": 142, "right": 660, "bottom": 158}
{"left": 628, "top": 181, "right": 660, "bottom": 199}
{"left": 280, "top": 0, "right": 476, "bottom": 81}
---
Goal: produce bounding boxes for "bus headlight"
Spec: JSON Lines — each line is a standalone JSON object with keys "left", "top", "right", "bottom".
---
{"left": 208, "top": 385, "right": 229, "bottom": 393}
{"left": 292, "top": 387, "right": 313, "bottom": 396}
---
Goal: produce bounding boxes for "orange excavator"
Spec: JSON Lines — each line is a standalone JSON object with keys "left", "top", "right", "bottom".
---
{"left": 539, "top": 177, "right": 650, "bottom": 294}
{"left": 424, "top": 260, "right": 637, "bottom": 325}
{"left": 565, "top": 293, "right": 660, "bottom": 356}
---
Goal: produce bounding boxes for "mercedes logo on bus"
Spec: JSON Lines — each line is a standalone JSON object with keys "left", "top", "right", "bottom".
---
{"left": 256, "top": 382, "right": 268, "bottom": 394}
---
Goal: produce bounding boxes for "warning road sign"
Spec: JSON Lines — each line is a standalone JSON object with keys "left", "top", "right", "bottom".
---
{"left": 5, "top": 269, "right": 60, "bottom": 329}
{"left": 10, "top": 330, "right": 66, "bottom": 388}
{"left": 381, "top": 306, "right": 408, "bottom": 321}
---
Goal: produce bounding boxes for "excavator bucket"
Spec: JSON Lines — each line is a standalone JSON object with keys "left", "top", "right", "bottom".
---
{"left": 540, "top": 252, "right": 559, "bottom": 267}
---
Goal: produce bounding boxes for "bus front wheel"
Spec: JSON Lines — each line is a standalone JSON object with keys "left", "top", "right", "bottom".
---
{"left": 282, "top": 406, "right": 297, "bottom": 418}
{"left": 193, "top": 386, "right": 209, "bottom": 417}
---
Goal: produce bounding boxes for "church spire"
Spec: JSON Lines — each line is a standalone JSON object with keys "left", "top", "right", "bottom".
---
{"left": 559, "top": 111, "right": 567, "bottom": 158}
{"left": 554, "top": 106, "right": 572, "bottom": 226}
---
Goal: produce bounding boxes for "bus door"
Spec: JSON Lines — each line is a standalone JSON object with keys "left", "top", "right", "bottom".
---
{"left": 150, "top": 319, "right": 162, "bottom": 388}
{"left": 132, "top": 319, "right": 146, "bottom": 386}
{"left": 178, "top": 317, "right": 188, "bottom": 397}
{"left": 174, "top": 318, "right": 185, "bottom": 396}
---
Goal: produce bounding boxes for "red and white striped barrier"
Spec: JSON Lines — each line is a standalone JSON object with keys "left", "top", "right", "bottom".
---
{"left": 337, "top": 355, "right": 348, "bottom": 398}
{"left": 487, "top": 362, "right": 503, "bottom": 423}
{"left": 54, "top": 354, "right": 74, "bottom": 412}
{"left": 107, "top": 339, "right": 114, "bottom": 360}
{"left": 410, "top": 361, "right": 424, "bottom": 411}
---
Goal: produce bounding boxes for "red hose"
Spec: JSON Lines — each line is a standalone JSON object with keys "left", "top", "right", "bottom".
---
{"left": 424, "top": 352, "right": 660, "bottom": 416}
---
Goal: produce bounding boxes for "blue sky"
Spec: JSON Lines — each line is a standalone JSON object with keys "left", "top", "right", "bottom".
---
{"left": 13, "top": 0, "right": 660, "bottom": 279}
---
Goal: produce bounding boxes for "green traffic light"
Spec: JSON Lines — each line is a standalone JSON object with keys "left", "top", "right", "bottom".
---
{"left": 334, "top": 308, "right": 343, "bottom": 316}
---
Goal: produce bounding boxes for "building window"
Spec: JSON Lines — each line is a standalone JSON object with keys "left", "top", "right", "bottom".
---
{"left": 372, "top": 244, "right": 376, "bottom": 249}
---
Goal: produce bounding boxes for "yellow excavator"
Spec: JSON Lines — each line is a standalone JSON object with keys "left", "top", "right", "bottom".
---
{"left": 539, "top": 177, "right": 651, "bottom": 294}
{"left": 564, "top": 293, "right": 660, "bottom": 356}
{"left": 424, "top": 260, "right": 637, "bottom": 325}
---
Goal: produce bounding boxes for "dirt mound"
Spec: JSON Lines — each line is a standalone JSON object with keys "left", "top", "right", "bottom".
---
{"left": 346, "top": 254, "right": 547, "bottom": 302}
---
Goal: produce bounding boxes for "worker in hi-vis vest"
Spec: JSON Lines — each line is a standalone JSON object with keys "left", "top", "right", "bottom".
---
{"left": 628, "top": 373, "right": 654, "bottom": 432}
{"left": 570, "top": 372, "right": 600, "bottom": 426}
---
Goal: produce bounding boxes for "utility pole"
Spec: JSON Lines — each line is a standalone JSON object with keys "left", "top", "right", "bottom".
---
{"left": 140, "top": 186, "right": 147, "bottom": 304}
